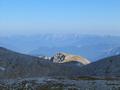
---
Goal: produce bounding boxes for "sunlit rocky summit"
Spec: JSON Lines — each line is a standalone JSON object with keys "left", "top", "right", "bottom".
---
{"left": 51, "top": 52, "right": 90, "bottom": 64}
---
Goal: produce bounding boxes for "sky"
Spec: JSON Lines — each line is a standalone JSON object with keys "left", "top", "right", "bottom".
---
{"left": 0, "top": 0, "right": 120, "bottom": 36}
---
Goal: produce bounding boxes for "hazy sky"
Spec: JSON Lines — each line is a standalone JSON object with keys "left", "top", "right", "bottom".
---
{"left": 0, "top": 0, "right": 120, "bottom": 36}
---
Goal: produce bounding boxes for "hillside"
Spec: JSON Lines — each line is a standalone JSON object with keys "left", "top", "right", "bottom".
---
{"left": 0, "top": 47, "right": 82, "bottom": 79}
{"left": 78, "top": 55, "right": 120, "bottom": 78}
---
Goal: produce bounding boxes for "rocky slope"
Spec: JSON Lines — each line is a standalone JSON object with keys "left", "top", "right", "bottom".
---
{"left": 50, "top": 52, "right": 90, "bottom": 65}
{"left": 78, "top": 55, "right": 120, "bottom": 78}
{"left": 0, "top": 47, "right": 83, "bottom": 79}
{"left": 1, "top": 47, "right": 120, "bottom": 90}
{"left": 1, "top": 77, "right": 120, "bottom": 90}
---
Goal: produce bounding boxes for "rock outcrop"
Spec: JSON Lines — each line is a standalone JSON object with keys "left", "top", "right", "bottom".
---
{"left": 51, "top": 52, "right": 91, "bottom": 65}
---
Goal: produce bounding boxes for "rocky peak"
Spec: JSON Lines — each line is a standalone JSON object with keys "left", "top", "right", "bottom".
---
{"left": 51, "top": 52, "right": 91, "bottom": 65}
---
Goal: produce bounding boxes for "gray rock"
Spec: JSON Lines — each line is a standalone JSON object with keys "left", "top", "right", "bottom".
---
{"left": 51, "top": 52, "right": 90, "bottom": 65}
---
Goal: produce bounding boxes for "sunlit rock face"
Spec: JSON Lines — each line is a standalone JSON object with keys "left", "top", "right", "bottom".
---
{"left": 51, "top": 52, "right": 91, "bottom": 65}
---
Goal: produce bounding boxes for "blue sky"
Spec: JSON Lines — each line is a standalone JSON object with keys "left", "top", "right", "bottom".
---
{"left": 0, "top": 0, "right": 120, "bottom": 36}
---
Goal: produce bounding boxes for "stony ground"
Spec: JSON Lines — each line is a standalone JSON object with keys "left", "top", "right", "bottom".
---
{"left": 0, "top": 77, "right": 120, "bottom": 90}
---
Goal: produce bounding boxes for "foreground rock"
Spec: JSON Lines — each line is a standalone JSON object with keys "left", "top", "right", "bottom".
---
{"left": 0, "top": 77, "right": 120, "bottom": 90}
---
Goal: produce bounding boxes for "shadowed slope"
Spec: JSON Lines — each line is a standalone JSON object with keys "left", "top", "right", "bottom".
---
{"left": 0, "top": 47, "right": 81, "bottom": 79}
{"left": 78, "top": 55, "right": 120, "bottom": 78}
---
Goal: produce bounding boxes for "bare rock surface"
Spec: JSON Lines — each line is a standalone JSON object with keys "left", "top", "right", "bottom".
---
{"left": 0, "top": 77, "right": 120, "bottom": 90}
{"left": 51, "top": 52, "right": 90, "bottom": 65}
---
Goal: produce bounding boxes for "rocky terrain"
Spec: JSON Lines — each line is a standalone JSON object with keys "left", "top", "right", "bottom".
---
{"left": 50, "top": 52, "right": 90, "bottom": 65}
{"left": 78, "top": 55, "right": 120, "bottom": 79}
{"left": 0, "top": 47, "right": 89, "bottom": 79}
{"left": 0, "top": 78, "right": 120, "bottom": 90}
{"left": 0, "top": 47, "right": 120, "bottom": 90}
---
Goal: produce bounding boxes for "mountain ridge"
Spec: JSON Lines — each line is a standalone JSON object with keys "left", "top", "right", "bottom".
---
{"left": 1, "top": 35, "right": 120, "bottom": 61}
{"left": 50, "top": 52, "right": 90, "bottom": 65}
{"left": 0, "top": 47, "right": 83, "bottom": 79}
{"left": 77, "top": 55, "right": 120, "bottom": 78}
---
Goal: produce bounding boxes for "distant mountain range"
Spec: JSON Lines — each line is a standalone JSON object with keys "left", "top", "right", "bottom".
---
{"left": 106, "top": 47, "right": 120, "bottom": 56}
{"left": 0, "top": 34, "right": 120, "bottom": 61}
